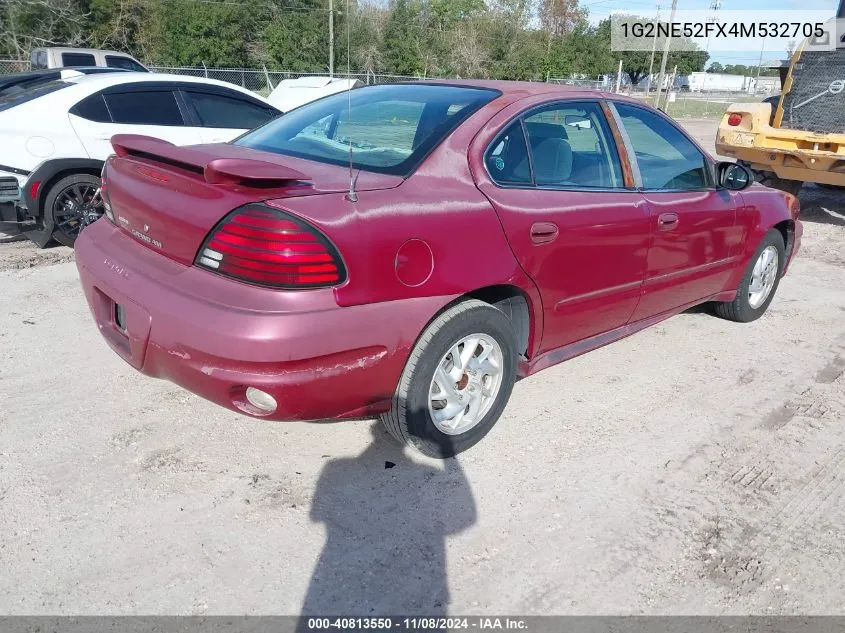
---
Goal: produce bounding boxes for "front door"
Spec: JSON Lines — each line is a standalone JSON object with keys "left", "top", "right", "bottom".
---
{"left": 611, "top": 102, "right": 742, "bottom": 321}
{"left": 476, "top": 100, "right": 650, "bottom": 355}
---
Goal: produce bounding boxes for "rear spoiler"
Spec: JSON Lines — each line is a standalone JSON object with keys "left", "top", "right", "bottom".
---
{"left": 110, "top": 134, "right": 309, "bottom": 187}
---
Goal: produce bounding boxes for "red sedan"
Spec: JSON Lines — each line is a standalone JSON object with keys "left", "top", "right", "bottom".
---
{"left": 75, "top": 81, "right": 801, "bottom": 458}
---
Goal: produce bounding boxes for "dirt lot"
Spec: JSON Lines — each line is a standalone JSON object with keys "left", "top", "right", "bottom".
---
{"left": 2, "top": 120, "right": 845, "bottom": 615}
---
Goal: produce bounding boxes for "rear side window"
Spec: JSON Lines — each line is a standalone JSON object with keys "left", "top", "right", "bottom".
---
{"left": 104, "top": 90, "right": 184, "bottom": 126}
{"left": 71, "top": 93, "right": 111, "bottom": 122}
{"left": 184, "top": 90, "right": 276, "bottom": 129}
{"left": 62, "top": 53, "right": 96, "bottom": 67}
{"left": 614, "top": 103, "right": 708, "bottom": 190}
{"left": 32, "top": 51, "right": 48, "bottom": 69}
{"left": 105, "top": 55, "right": 146, "bottom": 72}
{"left": 523, "top": 103, "right": 623, "bottom": 188}
{"left": 486, "top": 122, "right": 532, "bottom": 185}
{"left": 0, "top": 80, "right": 69, "bottom": 113}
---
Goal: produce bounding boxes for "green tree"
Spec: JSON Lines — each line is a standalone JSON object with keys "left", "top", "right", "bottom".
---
{"left": 381, "top": 0, "right": 425, "bottom": 75}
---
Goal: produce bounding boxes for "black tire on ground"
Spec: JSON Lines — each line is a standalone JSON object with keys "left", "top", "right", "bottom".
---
{"left": 742, "top": 164, "right": 803, "bottom": 197}
{"left": 380, "top": 299, "right": 518, "bottom": 458}
{"left": 43, "top": 173, "right": 102, "bottom": 248}
{"left": 714, "top": 229, "right": 785, "bottom": 323}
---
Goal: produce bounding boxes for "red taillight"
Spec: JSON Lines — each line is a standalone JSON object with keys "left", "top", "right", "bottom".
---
{"left": 195, "top": 205, "right": 345, "bottom": 289}
{"left": 727, "top": 113, "right": 743, "bottom": 127}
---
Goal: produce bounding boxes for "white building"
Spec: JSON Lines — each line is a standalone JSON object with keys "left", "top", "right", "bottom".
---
{"left": 688, "top": 72, "right": 757, "bottom": 93}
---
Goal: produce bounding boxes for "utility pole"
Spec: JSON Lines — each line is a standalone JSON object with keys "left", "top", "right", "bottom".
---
{"left": 328, "top": 0, "right": 334, "bottom": 77}
{"left": 654, "top": 0, "right": 678, "bottom": 110}
{"left": 705, "top": 0, "right": 722, "bottom": 56}
{"left": 754, "top": 39, "right": 765, "bottom": 95}
{"left": 646, "top": 4, "right": 661, "bottom": 95}
{"left": 615, "top": 59, "right": 623, "bottom": 93}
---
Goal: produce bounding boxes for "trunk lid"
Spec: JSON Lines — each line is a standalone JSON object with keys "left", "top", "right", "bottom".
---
{"left": 104, "top": 134, "right": 402, "bottom": 266}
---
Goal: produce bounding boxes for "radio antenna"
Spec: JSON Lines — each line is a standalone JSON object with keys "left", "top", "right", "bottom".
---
{"left": 344, "top": 0, "right": 358, "bottom": 203}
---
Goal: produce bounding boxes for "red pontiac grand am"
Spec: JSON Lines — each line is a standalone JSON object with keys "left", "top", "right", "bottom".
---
{"left": 75, "top": 81, "right": 801, "bottom": 458}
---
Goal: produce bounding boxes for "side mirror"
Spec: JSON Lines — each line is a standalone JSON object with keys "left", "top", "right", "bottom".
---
{"left": 718, "top": 162, "right": 753, "bottom": 191}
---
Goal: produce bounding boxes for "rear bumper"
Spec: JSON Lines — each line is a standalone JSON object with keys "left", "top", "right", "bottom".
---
{"left": 74, "top": 220, "right": 452, "bottom": 421}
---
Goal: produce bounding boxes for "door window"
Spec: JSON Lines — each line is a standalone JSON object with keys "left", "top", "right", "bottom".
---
{"left": 184, "top": 90, "right": 276, "bottom": 129}
{"left": 104, "top": 90, "right": 184, "bottom": 126}
{"left": 70, "top": 93, "right": 111, "bottom": 122}
{"left": 105, "top": 55, "right": 147, "bottom": 72}
{"left": 61, "top": 52, "right": 96, "bottom": 67}
{"left": 614, "top": 103, "right": 709, "bottom": 190}
{"left": 523, "top": 103, "right": 623, "bottom": 188}
{"left": 486, "top": 122, "right": 532, "bottom": 185}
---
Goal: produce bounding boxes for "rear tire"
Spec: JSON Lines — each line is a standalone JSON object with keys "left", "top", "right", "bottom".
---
{"left": 742, "top": 164, "right": 802, "bottom": 197}
{"left": 380, "top": 299, "right": 517, "bottom": 458}
{"left": 714, "top": 229, "right": 785, "bottom": 323}
{"left": 43, "top": 173, "right": 103, "bottom": 248}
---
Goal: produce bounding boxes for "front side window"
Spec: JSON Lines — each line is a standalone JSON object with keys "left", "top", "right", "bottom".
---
{"left": 614, "top": 103, "right": 709, "bottom": 190}
{"left": 236, "top": 84, "right": 498, "bottom": 176}
{"left": 104, "top": 90, "right": 184, "bottom": 126}
{"left": 184, "top": 90, "right": 276, "bottom": 129}
{"left": 105, "top": 55, "right": 146, "bottom": 72}
{"left": 62, "top": 52, "right": 96, "bottom": 67}
{"left": 523, "top": 103, "right": 623, "bottom": 188}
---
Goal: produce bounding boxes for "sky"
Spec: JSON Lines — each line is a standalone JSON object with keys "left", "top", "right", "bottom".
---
{"left": 585, "top": 0, "right": 840, "bottom": 66}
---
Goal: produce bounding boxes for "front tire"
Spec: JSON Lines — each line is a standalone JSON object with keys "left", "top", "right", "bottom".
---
{"left": 380, "top": 299, "right": 517, "bottom": 458}
{"left": 714, "top": 229, "right": 785, "bottom": 323}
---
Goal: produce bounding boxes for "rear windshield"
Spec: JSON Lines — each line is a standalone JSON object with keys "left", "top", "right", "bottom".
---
{"left": 0, "top": 79, "right": 69, "bottom": 112}
{"left": 235, "top": 84, "right": 498, "bottom": 176}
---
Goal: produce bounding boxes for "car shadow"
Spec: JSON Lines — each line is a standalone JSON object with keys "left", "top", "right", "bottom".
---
{"left": 299, "top": 422, "right": 476, "bottom": 619}
{"left": 797, "top": 184, "right": 845, "bottom": 227}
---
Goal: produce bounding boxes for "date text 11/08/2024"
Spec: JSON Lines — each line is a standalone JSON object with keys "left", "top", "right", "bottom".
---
{"left": 305, "top": 617, "right": 529, "bottom": 630}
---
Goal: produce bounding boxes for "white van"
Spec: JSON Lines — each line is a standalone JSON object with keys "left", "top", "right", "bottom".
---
{"left": 30, "top": 47, "right": 148, "bottom": 73}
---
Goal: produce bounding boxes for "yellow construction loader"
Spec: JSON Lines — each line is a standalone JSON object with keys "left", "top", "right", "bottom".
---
{"left": 716, "top": 3, "right": 845, "bottom": 195}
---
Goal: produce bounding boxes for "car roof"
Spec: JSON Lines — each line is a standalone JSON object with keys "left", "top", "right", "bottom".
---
{"left": 414, "top": 79, "right": 613, "bottom": 100}
{"left": 35, "top": 46, "right": 135, "bottom": 56}
{"left": 62, "top": 72, "right": 276, "bottom": 105}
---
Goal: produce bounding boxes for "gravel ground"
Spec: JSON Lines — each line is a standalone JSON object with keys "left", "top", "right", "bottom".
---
{"left": 2, "top": 121, "right": 845, "bottom": 615}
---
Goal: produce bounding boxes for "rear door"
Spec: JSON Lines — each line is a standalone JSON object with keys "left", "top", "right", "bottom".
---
{"left": 476, "top": 99, "right": 650, "bottom": 354}
{"left": 611, "top": 102, "right": 742, "bottom": 321}
{"left": 180, "top": 87, "right": 279, "bottom": 143}
{"left": 69, "top": 84, "right": 202, "bottom": 160}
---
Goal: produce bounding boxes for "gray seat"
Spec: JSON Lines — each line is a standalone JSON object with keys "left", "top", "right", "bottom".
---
{"left": 531, "top": 137, "right": 573, "bottom": 185}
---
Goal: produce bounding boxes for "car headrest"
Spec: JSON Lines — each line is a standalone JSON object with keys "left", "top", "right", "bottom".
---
{"left": 531, "top": 137, "right": 573, "bottom": 184}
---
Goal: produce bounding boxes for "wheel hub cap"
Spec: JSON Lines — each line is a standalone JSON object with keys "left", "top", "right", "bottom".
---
{"left": 428, "top": 334, "right": 504, "bottom": 435}
{"left": 54, "top": 184, "right": 103, "bottom": 239}
{"left": 748, "top": 245, "right": 779, "bottom": 309}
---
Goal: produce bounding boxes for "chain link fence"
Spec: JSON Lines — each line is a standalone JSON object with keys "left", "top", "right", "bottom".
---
{"left": 0, "top": 58, "right": 766, "bottom": 119}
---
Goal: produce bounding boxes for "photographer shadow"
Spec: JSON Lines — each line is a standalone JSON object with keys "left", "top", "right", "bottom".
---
{"left": 301, "top": 423, "right": 476, "bottom": 616}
